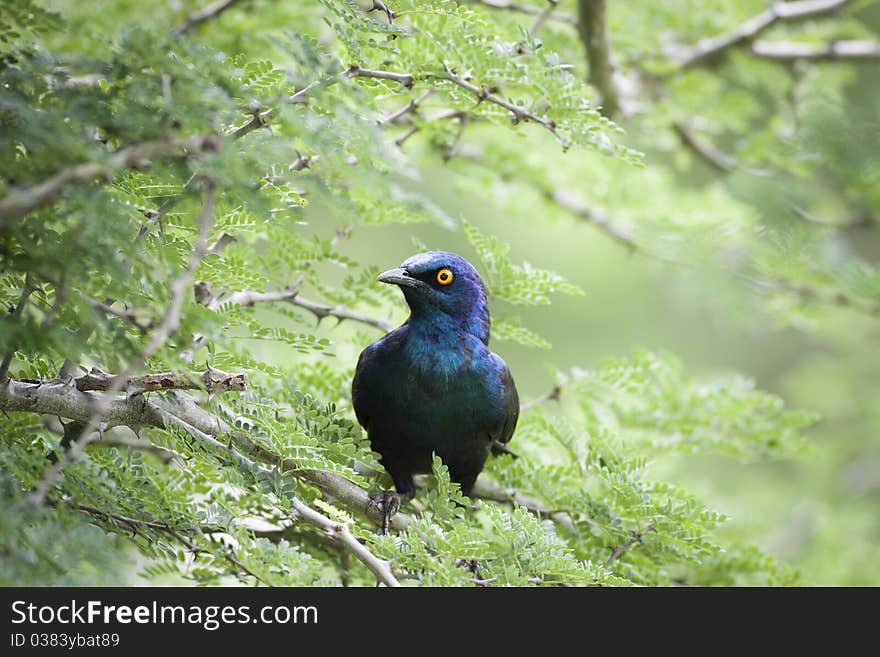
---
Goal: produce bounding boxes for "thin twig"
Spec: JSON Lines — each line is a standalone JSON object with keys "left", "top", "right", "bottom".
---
{"left": 462, "top": 0, "right": 576, "bottom": 25}
{"left": 73, "top": 501, "right": 267, "bottom": 583}
{"left": 530, "top": 0, "right": 559, "bottom": 36}
{"left": 178, "top": 0, "right": 247, "bottom": 34}
{"left": 0, "top": 277, "right": 35, "bottom": 381}
{"left": 519, "top": 384, "right": 561, "bottom": 412}
{"left": 0, "top": 135, "right": 217, "bottom": 226}
{"left": 86, "top": 436, "right": 177, "bottom": 463}
{"left": 86, "top": 297, "right": 152, "bottom": 335}
{"left": 672, "top": 122, "right": 772, "bottom": 176}
{"left": 367, "top": 0, "right": 395, "bottom": 23}
{"left": 749, "top": 39, "right": 880, "bottom": 61}
{"left": 395, "top": 125, "right": 419, "bottom": 147}
{"left": 440, "top": 62, "right": 568, "bottom": 148}
{"left": 546, "top": 189, "right": 638, "bottom": 250}
{"left": 208, "top": 287, "right": 394, "bottom": 332}
{"left": 605, "top": 524, "right": 656, "bottom": 566}
{"left": 378, "top": 89, "right": 437, "bottom": 125}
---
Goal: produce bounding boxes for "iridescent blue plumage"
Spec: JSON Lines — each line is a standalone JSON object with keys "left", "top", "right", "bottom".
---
{"left": 352, "top": 252, "right": 519, "bottom": 499}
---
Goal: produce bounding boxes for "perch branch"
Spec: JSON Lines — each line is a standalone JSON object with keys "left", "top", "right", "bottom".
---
{"left": 74, "top": 366, "right": 248, "bottom": 394}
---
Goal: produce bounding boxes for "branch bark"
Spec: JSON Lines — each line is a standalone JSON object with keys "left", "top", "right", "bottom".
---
{"left": 74, "top": 366, "right": 248, "bottom": 394}
{"left": 673, "top": 0, "right": 852, "bottom": 69}
{"left": 0, "top": 376, "right": 413, "bottom": 531}
{"left": 345, "top": 64, "right": 414, "bottom": 88}
{"left": 205, "top": 286, "right": 394, "bottom": 332}
{"left": 577, "top": 0, "right": 621, "bottom": 118}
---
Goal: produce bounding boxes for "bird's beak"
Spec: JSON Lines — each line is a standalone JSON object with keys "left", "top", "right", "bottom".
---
{"left": 377, "top": 267, "right": 420, "bottom": 289}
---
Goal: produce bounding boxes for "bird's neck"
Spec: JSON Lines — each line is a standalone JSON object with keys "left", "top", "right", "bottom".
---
{"left": 406, "top": 303, "right": 491, "bottom": 348}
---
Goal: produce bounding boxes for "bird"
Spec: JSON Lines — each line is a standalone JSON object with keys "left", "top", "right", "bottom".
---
{"left": 352, "top": 251, "right": 519, "bottom": 529}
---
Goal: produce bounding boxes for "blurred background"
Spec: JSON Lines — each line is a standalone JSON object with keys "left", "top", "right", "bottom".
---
{"left": 24, "top": 0, "right": 880, "bottom": 584}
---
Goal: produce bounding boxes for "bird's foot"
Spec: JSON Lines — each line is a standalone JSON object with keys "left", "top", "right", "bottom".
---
{"left": 367, "top": 490, "right": 401, "bottom": 535}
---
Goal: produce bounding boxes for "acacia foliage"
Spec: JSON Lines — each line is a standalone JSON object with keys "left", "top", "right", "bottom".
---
{"left": 1, "top": 0, "right": 874, "bottom": 586}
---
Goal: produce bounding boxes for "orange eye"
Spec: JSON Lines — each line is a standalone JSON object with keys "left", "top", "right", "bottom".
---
{"left": 436, "top": 268, "right": 454, "bottom": 285}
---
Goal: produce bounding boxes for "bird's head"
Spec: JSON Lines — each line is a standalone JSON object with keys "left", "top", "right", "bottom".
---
{"left": 378, "top": 251, "right": 490, "bottom": 337}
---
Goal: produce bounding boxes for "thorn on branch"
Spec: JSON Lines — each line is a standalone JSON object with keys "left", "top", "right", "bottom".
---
{"left": 367, "top": 0, "right": 395, "bottom": 23}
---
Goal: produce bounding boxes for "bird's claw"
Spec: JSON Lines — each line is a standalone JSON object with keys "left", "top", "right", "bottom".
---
{"left": 368, "top": 490, "right": 400, "bottom": 535}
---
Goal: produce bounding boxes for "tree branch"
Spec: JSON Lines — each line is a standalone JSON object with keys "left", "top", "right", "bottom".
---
{"left": 0, "top": 376, "right": 413, "bottom": 531}
{"left": 461, "top": 0, "right": 576, "bottom": 25}
{"left": 749, "top": 40, "right": 880, "bottom": 61}
{"left": 672, "top": 122, "right": 772, "bottom": 176}
{"left": 546, "top": 189, "right": 638, "bottom": 250}
{"left": 519, "top": 383, "right": 562, "bottom": 412}
{"left": 74, "top": 366, "right": 248, "bottom": 394}
{"left": 673, "top": 0, "right": 852, "bottom": 69}
{"left": 178, "top": 0, "right": 248, "bottom": 34}
{"left": 205, "top": 286, "right": 394, "bottom": 332}
{"left": 21, "top": 181, "right": 217, "bottom": 509}
{"left": 0, "top": 135, "right": 218, "bottom": 226}
{"left": 756, "top": 279, "right": 880, "bottom": 317}
{"left": 85, "top": 297, "right": 153, "bottom": 335}
{"left": 605, "top": 524, "right": 656, "bottom": 566}
{"left": 86, "top": 435, "right": 177, "bottom": 463}
{"left": 530, "top": 1, "right": 560, "bottom": 36}
{"left": 289, "top": 497, "right": 400, "bottom": 587}
{"left": 345, "top": 64, "right": 414, "bottom": 88}
{"left": 367, "top": 0, "right": 395, "bottom": 23}
{"left": 440, "top": 62, "right": 568, "bottom": 148}
{"left": 577, "top": 0, "right": 621, "bottom": 117}
{"left": 378, "top": 89, "right": 437, "bottom": 125}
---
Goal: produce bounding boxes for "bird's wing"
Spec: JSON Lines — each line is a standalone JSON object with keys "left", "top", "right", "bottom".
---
{"left": 491, "top": 357, "right": 519, "bottom": 446}
{"left": 351, "top": 343, "right": 378, "bottom": 431}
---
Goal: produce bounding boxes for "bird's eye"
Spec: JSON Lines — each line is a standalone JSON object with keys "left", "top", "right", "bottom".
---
{"left": 436, "top": 268, "right": 454, "bottom": 286}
